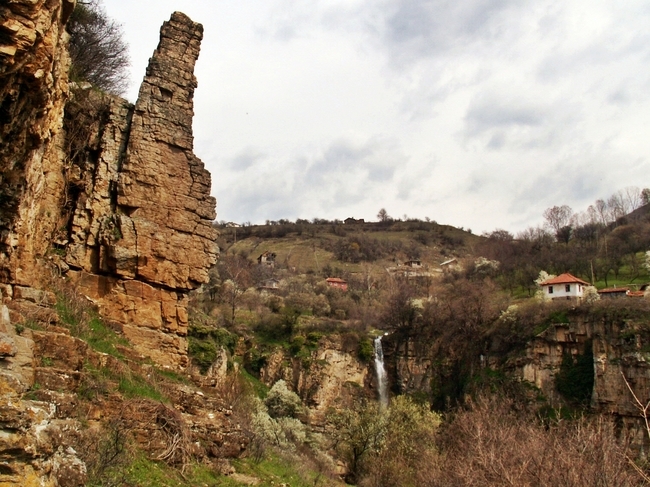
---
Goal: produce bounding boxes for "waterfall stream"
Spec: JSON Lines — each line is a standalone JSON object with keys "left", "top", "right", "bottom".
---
{"left": 374, "top": 336, "right": 388, "bottom": 407}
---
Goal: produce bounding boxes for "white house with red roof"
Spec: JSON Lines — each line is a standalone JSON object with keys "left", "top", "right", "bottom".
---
{"left": 326, "top": 277, "right": 348, "bottom": 292}
{"left": 539, "top": 273, "right": 590, "bottom": 300}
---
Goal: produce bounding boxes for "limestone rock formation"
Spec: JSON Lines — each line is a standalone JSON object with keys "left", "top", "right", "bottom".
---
{"left": 0, "top": 301, "right": 248, "bottom": 486}
{"left": 1, "top": 5, "right": 218, "bottom": 367}
{"left": 257, "top": 335, "right": 370, "bottom": 423}
{"left": 0, "top": 0, "right": 75, "bottom": 286}
{"left": 64, "top": 12, "right": 218, "bottom": 367}
{"left": 117, "top": 12, "right": 217, "bottom": 290}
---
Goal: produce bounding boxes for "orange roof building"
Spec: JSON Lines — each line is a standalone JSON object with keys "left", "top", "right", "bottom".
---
{"left": 539, "top": 273, "right": 590, "bottom": 301}
{"left": 326, "top": 277, "right": 348, "bottom": 292}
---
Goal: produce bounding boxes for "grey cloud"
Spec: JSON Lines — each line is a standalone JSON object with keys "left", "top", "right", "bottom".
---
{"left": 377, "top": 0, "right": 523, "bottom": 62}
{"left": 218, "top": 171, "right": 297, "bottom": 223}
{"left": 217, "top": 136, "right": 406, "bottom": 224}
{"left": 465, "top": 97, "right": 544, "bottom": 136}
{"left": 254, "top": 0, "right": 358, "bottom": 42}
{"left": 304, "top": 138, "right": 400, "bottom": 186}
{"left": 512, "top": 161, "right": 608, "bottom": 212}
{"left": 462, "top": 92, "right": 582, "bottom": 151}
{"left": 229, "top": 147, "right": 268, "bottom": 170}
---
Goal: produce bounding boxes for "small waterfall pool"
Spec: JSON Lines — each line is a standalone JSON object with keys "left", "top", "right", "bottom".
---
{"left": 374, "top": 336, "right": 388, "bottom": 407}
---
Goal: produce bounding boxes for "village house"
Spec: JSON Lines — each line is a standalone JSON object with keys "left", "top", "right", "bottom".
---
{"left": 344, "top": 217, "right": 365, "bottom": 224}
{"left": 598, "top": 286, "right": 647, "bottom": 298}
{"left": 597, "top": 287, "right": 629, "bottom": 299}
{"left": 326, "top": 277, "right": 348, "bottom": 292}
{"left": 257, "top": 278, "right": 280, "bottom": 292}
{"left": 539, "top": 273, "right": 590, "bottom": 301}
{"left": 257, "top": 251, "right": 276, "bottom": 266}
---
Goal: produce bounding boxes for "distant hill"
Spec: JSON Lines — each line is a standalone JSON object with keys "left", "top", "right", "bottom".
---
{"left": 216, "top": 219, "right": 482, "bottom": 279}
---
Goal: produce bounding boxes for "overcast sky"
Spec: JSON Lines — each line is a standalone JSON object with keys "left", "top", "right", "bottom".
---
{"left": 103, "top": 0, "right": 650, "bottom": 234}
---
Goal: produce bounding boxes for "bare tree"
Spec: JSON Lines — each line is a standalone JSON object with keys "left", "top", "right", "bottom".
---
{"left": 594, "top": 198, "right": 613, "bottom": 225}
{"left": 67, "top": 0, "right": 130, "bottom": 94}
{"left": 422, "top": 395, "right": 644, "bottom": 487}
{"left": 623, "top": 186, "right": 643, "bottom": 212}
{"left": 642, "top": 188, "right": 650, "bottom": 206}
{"left": 217, "top": 254, "right": 253, "bottom": 326}
{"left": 377, "top": 208, "right": 390, "bottom": 223}
{"left": 543, "top": 205, "right": 573, "bottom": 233}
{"left": 543, "top": 205, "right": 573, "bottom": 243}
{"left": 609, "top": 190, "right": 630, "bottom": 221}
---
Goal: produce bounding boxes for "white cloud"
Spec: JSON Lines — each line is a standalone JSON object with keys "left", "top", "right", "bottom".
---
{"left": 102, "top": 0, "right": 650, "bottom": 234}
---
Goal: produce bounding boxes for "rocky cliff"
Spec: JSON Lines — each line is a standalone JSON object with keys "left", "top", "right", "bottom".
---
{"left": 514, "top": 312, "right": 650, "bottom": 446}
{"left": 256, "top": 335, "right": 371, "bottom": 423}
{"left": 64, "top": 11, "right": 217, "bottom": 367}
{"left": 0, "top": 0, "right": 76, "bottom": 286}
{"left": 383, "top": 303, "right": 650, "bottom": 446}
{"left": 0, "top": 4, "right": 237, "bottom": 484}
{"left": 1, "top": 3, "right": 217, "bottom": 367}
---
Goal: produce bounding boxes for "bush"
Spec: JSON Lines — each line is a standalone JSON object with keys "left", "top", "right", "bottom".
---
{"left": 425, "top": 395, "right": 643, "bottom": 487}
{"left": 264, "top": 380, "right": 303, "bottom": 419}
{"left": 188, "top": 337, "right": 218, "bottom": 374}
{"left": 555, "top": 340, "right": 594, "bottom": 406}
{"left": 358, "top": 338, "right": 374, "bottom": 362}
{"left": 187, "top": 321, "right": 237, "bottom": 373}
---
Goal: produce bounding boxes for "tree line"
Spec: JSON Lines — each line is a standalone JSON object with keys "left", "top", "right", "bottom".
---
{"left": 478, "top": 186, "right": 650, "bottom": 290}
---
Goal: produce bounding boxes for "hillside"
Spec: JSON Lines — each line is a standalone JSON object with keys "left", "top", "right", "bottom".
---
{"left": 219, "top": 219, "right": 479, "bottom": 275}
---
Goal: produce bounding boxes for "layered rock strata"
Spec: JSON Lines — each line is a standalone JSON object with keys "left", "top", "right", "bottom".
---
{"left": 1, "top": 7, "right": 218, "bottom": 367}
{"left": 1, "top": 301, "right": 247, "bottom": 486}
{"left": 384, "top": 313, "right": 650, "bottom": 447}
{"left": 64, "top": 12, "right": 217, "bottom": 367}
{"left": 0, "top": 0, "right": 75, "bottom": 285}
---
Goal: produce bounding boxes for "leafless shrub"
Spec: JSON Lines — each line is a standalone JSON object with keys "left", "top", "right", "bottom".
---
{"left": 67, "top": 0, "right": 130, "bottom": 94}
{"left": 76, "top": 412, "right": 133, "bottom": 487}
{"left": 422, "top": 395, "right": 645, "bottom": 487}
{"left": 151, "top": 402, "right": 192, "bottom": 470}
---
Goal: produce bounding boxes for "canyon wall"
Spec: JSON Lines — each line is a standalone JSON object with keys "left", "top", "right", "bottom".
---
{"left": 1, "top": 5, "right": 218, "bottom": 367}
{"left": 384, "top": 309, "right": 650, "bottom": 445}
{"left": 1, "top": 5, "right": 226, "bottom": 484}
{"left": 0, "top": 0, "right": 75, "bottom": 286}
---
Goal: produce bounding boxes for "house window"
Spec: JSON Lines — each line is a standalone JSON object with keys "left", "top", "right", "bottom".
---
{"left": 565, "top": 284, "right": 571, "bottom": 292}
{"left": 548, "top": 286, "right": 553, "bottom": 294}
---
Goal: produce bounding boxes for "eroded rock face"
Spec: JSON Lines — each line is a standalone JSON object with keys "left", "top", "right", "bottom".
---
{"left": 2, "top": 6, "right": 218, "bottom": 368}
{"left": 258, "top": 335, "right": 371, "bottom": 423}
{"left": 117, "top": 12, "right": 217, "bottom": 290}
{"left": 63, "top": 12, "right": 217, "bottom": 367}
{"left": 0, "top": 0, "right": 75, "bottom": 286}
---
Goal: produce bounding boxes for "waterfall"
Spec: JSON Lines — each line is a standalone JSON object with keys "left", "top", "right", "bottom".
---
{"left": 374, "top": 336, "right": 388, "bottom": 407}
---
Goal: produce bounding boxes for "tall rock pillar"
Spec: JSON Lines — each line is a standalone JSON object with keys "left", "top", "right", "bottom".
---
{"left": 70, "top": 12, "right": 218, "bottom": 367}
{"left": 117, "top": 12, "right": 218, "bottom": 289}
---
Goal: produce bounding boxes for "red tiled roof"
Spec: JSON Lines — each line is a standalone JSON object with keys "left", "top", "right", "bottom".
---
{"left": 326, "top": 277, "right": 347, "bottom": 283}
{"left": 598, "top": 287, "right": 629, "bottom": 294}
{"left": 627, "top": 291, "right": 645, "bottom": 298}
{"left": 540, "top": 273, "right": 590, "bottom": 286}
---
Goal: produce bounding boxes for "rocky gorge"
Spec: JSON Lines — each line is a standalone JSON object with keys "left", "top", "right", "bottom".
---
{"left": 3, "top": 0, "right": 650, "bottom": 485}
